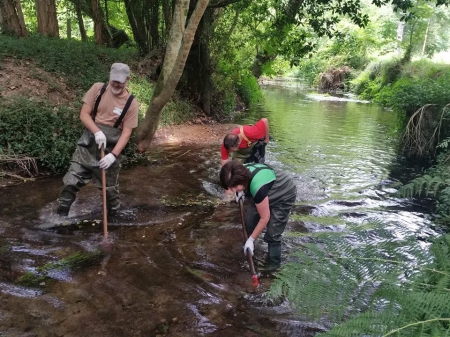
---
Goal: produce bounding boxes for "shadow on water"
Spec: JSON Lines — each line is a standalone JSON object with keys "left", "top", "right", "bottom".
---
{"left": 0, "top": 82, "right": 439, "bottom": 336}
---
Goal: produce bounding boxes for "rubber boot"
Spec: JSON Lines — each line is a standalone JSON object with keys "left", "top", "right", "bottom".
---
{"left": 261, "top": 243, "right": 282, "bottom": 273}
{"left": 57, "top": 185, "right": 78, "bottom": 216}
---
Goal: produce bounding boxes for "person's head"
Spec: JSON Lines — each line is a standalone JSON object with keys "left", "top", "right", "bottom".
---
{"left": 219, "top": 161, "right": 251, "bottom": 193}
{"left": 223, "top": 133, "right": 240, "bottom": 152}
{"left": 109, "top": 63, "right": 130, "bottom": 95}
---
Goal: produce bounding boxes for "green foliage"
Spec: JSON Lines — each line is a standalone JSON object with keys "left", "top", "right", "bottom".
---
{"left": 397, "top": 174, "right": 448, "bottom": 198}
{"left": 16, "top": 251, "right": 102, "bottom": 287}
{"left": 291, "top": 56, "right": 329, "bottom": 86}
{"left": 160, "top": 94, "right": 196, "bottom": 127}
{"left": 268, "top": 221, "right": 450, "bottom": 336}
{"left": 0, "top": 97, "right": 82, "bottom": 173}
{"left": 396, "top": 149, "right": 450, "bottom": 226}
{"left": 374, "top": 70, "right": 450, "bottom": 117}
{"left": 39, "top": 251, "right": 102, "bottom": 272}
{"left": 0, "top": 35, "right": 138, "bottom": 92}
{"left": 235, "top": 70, "right": 264, "bottom": 106}
{"left": 352, "top": 58, "right": 450, "bottom": 125}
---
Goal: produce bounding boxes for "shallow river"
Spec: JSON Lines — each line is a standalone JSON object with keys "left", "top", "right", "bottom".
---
{"left": 0, "top": 80, "right": 436, "bottom": 336}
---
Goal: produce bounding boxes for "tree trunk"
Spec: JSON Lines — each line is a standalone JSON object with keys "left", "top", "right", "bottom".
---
{"left": 35, "top": 0, "right": 59, "bottom": 37}
{"left": 184, "top": 8, "right": 213, "bottom": 115}
{"left": 154, "top": 0, "right": 189, "bottom": 94}
{"left": 149, "top": 0, "right": 160, "bottom": 48}
{"left": 0, "top": 0, "right": 28, "bottom": 37}
{"left": 137, "top": 0, "right": 210, "bottom": 150}
{"left": 396, "top": 20, "right": 404, "bottom": 55}
{"left": 74, "top": 0, "right": 87, "bottom": 41}
{"left": 421, "top": 18, "right": 431, "bottom": 56}
{"left": 162, "top": 0, "right": 173, "bottom": 37}
{"left": 91, "top": 0, "right": 112, "bottom": 46}
{"left": 67, "top": 17, "right": 71, "bottom": 39}
{"left": 124, "top": 0, "right": 151, "bottom": 56}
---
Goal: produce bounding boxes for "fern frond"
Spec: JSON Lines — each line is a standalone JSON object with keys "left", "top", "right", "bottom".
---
{"left": 397, "top": 174, "right": 446, "bottom": 198}
{"left": 268, "top": 221, "right": 450, "bottom": 336}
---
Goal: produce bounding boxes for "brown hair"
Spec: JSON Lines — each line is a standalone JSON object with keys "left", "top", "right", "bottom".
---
{"left": 219, "top": 161, "right": 251, "bottom": 189}
{"left": 223, "top": 133, "right": 240, "bottom": 151}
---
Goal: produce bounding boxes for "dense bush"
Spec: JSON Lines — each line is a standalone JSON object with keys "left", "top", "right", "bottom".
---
{"left": 0, "top": 98, "right": 82, "bottom": 173}
{"left": 235, "top": 70, "right": 264, "bottom": 106}
{"left": 374, "top": 71, "right": 450, "bottom": 118}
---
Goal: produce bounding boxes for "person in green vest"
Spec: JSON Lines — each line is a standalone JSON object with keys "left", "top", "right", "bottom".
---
{"left": 219, "top": 160, "right": 297, "bottom": 272}
{"left": 56, "top": 63, "right": 139, "bottom": 217}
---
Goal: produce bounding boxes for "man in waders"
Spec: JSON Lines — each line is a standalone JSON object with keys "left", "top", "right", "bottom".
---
{"left": 219, "top": 161, "right": 297, "bottom": 272}
{"left": 220, "top": 118, "right": 270, "bottom": 167}
{"left": 57, "top": 63, "right": 139, "bottom": 216}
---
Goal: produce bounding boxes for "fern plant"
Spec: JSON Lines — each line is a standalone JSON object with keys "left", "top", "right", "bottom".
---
{"left": 267, "top": 221, "right": 450, "bottom": 336}
{"left": 398, "top": 174, "right": 449, "bottom": 198}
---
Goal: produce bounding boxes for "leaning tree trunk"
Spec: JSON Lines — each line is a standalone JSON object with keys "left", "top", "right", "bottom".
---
{"left": 74, "top": 0, "right": 87, "bottom": 41}
{"left": 0, "top": 0, "right": 28, "bottom": 37}
{"left": 35, "top": 0, "right": 59, "bottom": 37}
{"left": 137, "top": 0, "right": 210, "bottom": 151}
{"left": 91, "top": 0, "right": 112, "bottom": 46}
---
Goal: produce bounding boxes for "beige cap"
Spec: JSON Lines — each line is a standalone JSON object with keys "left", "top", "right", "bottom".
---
{"left": 110, "top": 63, "right": 130, "bottom": 83}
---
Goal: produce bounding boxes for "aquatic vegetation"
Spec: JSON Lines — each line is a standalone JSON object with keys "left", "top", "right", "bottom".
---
{"left": 268, "top": 221, "right": 450, "bottom": 336}
{"left": 16, "top": 251, "right": 103, "bottom": 288}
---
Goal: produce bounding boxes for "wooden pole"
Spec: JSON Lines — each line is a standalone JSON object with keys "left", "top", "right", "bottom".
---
{"left": 101, "top": 147, "right": 108, "bottom": 238}
{"left": 239, "top": 198, "right": 259, "bottom": 286}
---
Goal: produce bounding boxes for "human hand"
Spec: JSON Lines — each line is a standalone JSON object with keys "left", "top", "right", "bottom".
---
{"left": 235, "top": 191, "right": 245, "bottom": 203}
{"left": 94, "top": 131, "right": 107, "bottom": 150}
{"left": 243, "top": 237, "right": 255, "bottom": 256}
{"left": 99, "top": 153, "right": 116, "bottom": 170}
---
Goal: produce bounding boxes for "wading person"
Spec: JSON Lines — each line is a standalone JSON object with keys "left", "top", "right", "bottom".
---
{"left": 220, "top": 118, "right": 270, "bottom": 167}
{"left": 219, "top": 161, "right": 297, "bottom": 272}
{"left": 57, "top": 63, "right": 139, "bottom": 216}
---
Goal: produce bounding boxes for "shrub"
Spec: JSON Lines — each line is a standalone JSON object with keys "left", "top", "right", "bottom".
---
{"left": 235, "top": 70, "right": 264, "bottom": 106}
{"left": 0, "top": 97, "right": 82, "bottom": 173}
{"left": 374, "top": 73, "right": 450, "bottom": 118}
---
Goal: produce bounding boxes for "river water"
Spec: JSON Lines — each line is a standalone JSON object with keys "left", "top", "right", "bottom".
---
{"left": 0, "top": 80, "right": 436, "bottom": 336}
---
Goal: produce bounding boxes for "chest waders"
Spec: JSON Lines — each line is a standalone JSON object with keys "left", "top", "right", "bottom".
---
{"left": 230, "top": 126, "right": 266, "bottom": 164}
{"left": 243, "top": 163, "right": 297, "bottom": 272}
{"left": 57, "top": 84, "right": 135, "bottom": 216}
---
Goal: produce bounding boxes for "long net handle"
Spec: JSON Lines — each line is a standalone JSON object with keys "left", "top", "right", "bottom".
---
{"left": 239, "top": 198, "right": 257, "bottom": 277}
{"left": 101, "top": 147, "right": 108, "bottom": 238}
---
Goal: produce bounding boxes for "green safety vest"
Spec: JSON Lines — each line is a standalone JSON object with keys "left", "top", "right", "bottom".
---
{"left": 245, "top": 163, "right": 276, "bottom": 197}
{"left": 244, "top": 163, "right": 296, "bottom": 203}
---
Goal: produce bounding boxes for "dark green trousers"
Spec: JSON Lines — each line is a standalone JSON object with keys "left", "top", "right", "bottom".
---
{"left": 58, "top": 124, "right": 123, "bottom": 211}
{"left": 245, "top": 186, "right": 297, "bottom": 269}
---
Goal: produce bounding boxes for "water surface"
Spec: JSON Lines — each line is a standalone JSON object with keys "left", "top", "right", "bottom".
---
{"left": 0, "top": 81, "right": 435, "bottom": 336}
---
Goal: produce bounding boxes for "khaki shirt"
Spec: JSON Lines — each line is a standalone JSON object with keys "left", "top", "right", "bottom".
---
{"left": 83, "top": 82, "right": 139, "bottom": 129}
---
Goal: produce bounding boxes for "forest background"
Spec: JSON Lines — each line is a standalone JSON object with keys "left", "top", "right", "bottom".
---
{"left": 2, "top": 0, "right": 450, "bottom": 335}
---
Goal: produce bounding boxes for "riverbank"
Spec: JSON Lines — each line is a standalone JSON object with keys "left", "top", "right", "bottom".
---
{"left": 151, "top": 122, "right": 238, "bottom": 146}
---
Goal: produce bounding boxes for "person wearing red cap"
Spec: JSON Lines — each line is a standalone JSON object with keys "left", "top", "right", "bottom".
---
{"left": 57, "top": 63, "right": 139, "bottom": 216}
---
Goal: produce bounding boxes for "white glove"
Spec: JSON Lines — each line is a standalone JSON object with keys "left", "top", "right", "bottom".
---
{"left": 243, "top": 237, "right": 255, "bottom": 256}
{"left": 235, "top": 191, "right": 245, "bottom": 203}
{"left": 94, "top": 131, "right": 107, "bottom": 150}
{"left": 99, "top": 153, "right": 116, "bottom": 170}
